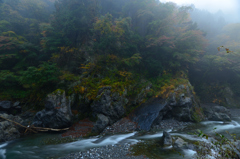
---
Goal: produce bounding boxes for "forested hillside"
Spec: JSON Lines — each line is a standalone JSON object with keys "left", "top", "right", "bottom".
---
{"left": 1, "top": 0, "right": 240, "bottom": 109}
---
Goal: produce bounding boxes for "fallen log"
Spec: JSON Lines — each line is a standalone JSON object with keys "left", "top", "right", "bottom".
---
{"left": 32, "top": 126, "right": 69, "bottom": 132}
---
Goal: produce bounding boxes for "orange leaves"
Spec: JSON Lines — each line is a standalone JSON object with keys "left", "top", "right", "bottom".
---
{"left": 217, "top": 46, "right": 233, "bottom": 53}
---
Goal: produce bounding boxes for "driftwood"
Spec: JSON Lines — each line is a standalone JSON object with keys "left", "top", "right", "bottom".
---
{"left": 0, "top": 115, "right": 37, "bottom": 133}
{"left": 0, "top": 115, "right": 69, "bottom": 133}
{"left": 32, "top": 126, "right": 69, "bottom": 132}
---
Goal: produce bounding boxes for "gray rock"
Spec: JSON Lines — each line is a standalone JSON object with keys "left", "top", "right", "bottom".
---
{"left": 162, "top": 131, "right": 172, "bottom": 147}
{"left": 0, "top": 101, "right": 12, "bottom": 110}
{"left": 202, "top": 105, "right": 231, "bottom": 121}
{"left": 131, "top": 82, "right": 199, "bottom": 131}
{"left": 13, "top": 101, "right": 20, "bottom": 107}
{"left": 32, "top": 90, "right": 73, "bottom": 129}
{"left": 91, "top": 87, "right": 127, "bottom": 124}
{"left": 0, "top": 113, "right": 23, "bottom": 142}
{"left": 173, "top": 137, "right": 187, "bottom": 149}
{"left": 0, "top": 101, "right": 21, "bottom": 115}
{"left": 92, "top": 114, "right": 109, "bottom": 133}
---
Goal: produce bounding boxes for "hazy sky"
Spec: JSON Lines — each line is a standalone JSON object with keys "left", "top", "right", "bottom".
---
{"left": 161, "top": 0, "right": 240, "bottom": 22}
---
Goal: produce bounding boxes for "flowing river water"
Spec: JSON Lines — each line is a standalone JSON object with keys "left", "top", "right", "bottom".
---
{"left": 1, "top": 116, "right": 240, "bottom": 159}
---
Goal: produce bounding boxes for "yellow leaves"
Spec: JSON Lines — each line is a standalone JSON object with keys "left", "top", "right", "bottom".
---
{"left": 119, "top": 71, "right": 132, "bottom": 78}
{"left": 80, "top": 63, "right": 95, "bottom": 70}
{"left": 59, "top": 47, "right": 78, "bottom": 53}
{"left": 94, "top": 14, "right": 130, "bottom": 38}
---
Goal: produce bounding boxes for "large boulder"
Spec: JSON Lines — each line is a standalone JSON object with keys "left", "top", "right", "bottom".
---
{"left": 202, "top": 104, "right": 231, "bottom": 121}
{"left": 161, "top": 131, "right": 172, "bottom": 147}
{"left": 91, "top": 86, "right": 128, "bottom": 125}
{"left": 91, "top": 114, "right": 109, "bottom": 134}
{"left": 130, "top": 98, "right": 169, "bottom": 131}
{"left": 0, "top": 113, "right": 23, "bottom": 142}
{"left": 32, "top": 90, "right": 73, "bottom": 129}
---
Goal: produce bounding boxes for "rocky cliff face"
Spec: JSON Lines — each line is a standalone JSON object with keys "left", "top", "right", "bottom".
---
{"left": 130, "top": 81, "right": 204, "bottom": 131}
{"left": 32, "top": 90, "right": 73, "bottom": 129}
{"left": 91, "top": 86, "right": 128, "bottom": 133}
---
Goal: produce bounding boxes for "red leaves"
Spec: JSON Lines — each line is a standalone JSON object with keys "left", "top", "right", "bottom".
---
{"left": 217, "top": 46, "right": 233, "bottom": 53}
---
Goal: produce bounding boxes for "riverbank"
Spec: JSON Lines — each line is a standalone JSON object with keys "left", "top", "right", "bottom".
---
{"left": 59, "top": 142, "right": 148, "bottom": 159}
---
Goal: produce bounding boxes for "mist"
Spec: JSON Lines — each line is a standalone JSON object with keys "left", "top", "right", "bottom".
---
{"left": 161, "top": 0, "right": 240, "bottom": 23}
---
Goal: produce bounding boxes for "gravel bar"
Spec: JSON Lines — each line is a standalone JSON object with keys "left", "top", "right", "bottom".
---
{"left": 59, "top": 143, "right": 148, "bottom": 159}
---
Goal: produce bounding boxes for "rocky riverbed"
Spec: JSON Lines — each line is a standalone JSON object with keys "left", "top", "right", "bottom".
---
{"left": 59, "top": 117, "right": 194, "bottom": 159}
{"left": 59, "top": 143, "right": 147, "bottom": 159}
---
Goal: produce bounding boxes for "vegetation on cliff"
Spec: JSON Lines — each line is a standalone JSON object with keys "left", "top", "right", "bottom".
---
{"left": 0, "top": 0, "right": 240, "bottom": 110}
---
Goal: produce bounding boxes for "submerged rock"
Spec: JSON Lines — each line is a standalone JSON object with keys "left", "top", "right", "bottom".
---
{"left": 32, "top": 90, "right": 73, "bottom": 129}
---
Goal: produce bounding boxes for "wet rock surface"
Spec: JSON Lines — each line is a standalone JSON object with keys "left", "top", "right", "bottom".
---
{"left": 161, "top": 131, "right": 172, "bottom": 147}
{"left": 59, "top": 143, "right": 148, "bottom": 159}
{"left": 0, "top": 113, "right": 23, "bottom": 142}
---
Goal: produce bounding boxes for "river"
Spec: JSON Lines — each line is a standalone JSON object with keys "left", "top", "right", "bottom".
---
{"left": 1, "top": 116, "right": 240, "bottom": 159}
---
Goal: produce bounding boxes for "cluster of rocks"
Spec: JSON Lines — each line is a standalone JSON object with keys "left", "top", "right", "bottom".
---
{"left": 0, "top": 113, "right": 23, "bottom": 142}
{"left": 161, "top": 131, "right": 195, "bottom": 152}
{"left": 59, "top": 143, "right": 147, "bottom": 159}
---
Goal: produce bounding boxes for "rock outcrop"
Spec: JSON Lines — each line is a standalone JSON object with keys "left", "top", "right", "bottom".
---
{"left": 130, "top": 82, "right": 201, "bottom": 131}
{"left": 91, "top": 86, "right": 128, "bottom": 125}
{"left": 166, "top": 84, "right": 199, "bottom": 121}
{"left": 32, "top": 90, "right": 73, "bottom": 129}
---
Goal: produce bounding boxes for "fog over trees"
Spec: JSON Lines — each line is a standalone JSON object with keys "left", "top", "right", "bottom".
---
{"left": 1, "top": 0, "right": 240, "bottom": 106}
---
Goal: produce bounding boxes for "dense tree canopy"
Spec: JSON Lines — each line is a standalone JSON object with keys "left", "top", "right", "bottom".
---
{"left": 0, "top": 0, "right": 239, "bottom": 107}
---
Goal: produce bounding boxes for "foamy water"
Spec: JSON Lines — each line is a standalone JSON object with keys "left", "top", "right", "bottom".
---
{"left": 0, "top": 143, "right": 8, "bottom": 159}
